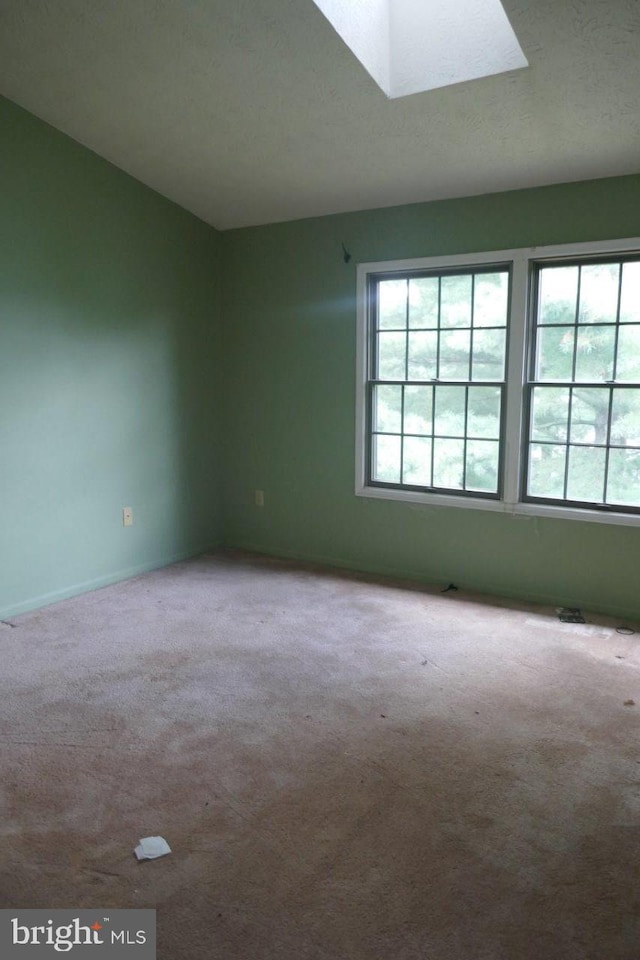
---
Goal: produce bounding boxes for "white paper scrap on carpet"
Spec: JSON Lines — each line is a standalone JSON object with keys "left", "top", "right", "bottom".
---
{"left": 134, "top": 836, "right": 171, "bottom": 860}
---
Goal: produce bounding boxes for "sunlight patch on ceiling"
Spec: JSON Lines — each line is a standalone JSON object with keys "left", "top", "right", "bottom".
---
{"left": 312, "top": 0, "right": 528, "bottom": 98}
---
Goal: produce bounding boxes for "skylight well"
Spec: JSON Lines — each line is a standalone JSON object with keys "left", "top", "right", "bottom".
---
{"left": 312, "top": 0, "right": 528, "bottom": 99}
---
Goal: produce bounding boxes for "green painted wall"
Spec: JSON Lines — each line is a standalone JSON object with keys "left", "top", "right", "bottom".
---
{"left": 222, "top": 176, "right": 640, "bottom": 620}
{"left": 0, "top": 97, "right": 223, "bottom": 618}
{"left": 3, "top": 91, "right": 639, "bottom": 621}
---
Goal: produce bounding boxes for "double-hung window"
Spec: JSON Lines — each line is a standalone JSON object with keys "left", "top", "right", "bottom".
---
{"left": 525, "top": 258, "right": 640, "bottom": 510}
{"left": 356, "top": 239, "right": 640, "bottom": 525}
{"left": 367, "top": 265, "right": 509, "bottom": 498}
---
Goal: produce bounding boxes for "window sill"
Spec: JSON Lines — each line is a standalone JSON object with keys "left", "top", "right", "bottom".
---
{"left": 355, "top": 484, "right": 640, "bottom": 526}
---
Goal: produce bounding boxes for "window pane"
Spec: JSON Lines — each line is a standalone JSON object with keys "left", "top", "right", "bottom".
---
{"left": 409, "top": 277, "right": 439, "bottom": 328}
{"left": 368, "top": 263, "right": 508, "bottom": 501}
{"left": 570, "top": 387, "right": 609, "bottom": 444}
{"left": 538, "top": 266, "right": 578, "bottom": 324}
{"left": 527, "top": 257, "right": 640, "bottom": 511}
{"left": 606, "top": 448, "right": 640, "bottom": 506}
{"left": 467, "top": 386, "right": 501, "bottom": 439}
{"left": 465, "top": 440, "right": 499, "bottom": 493}
{"left": 616, "top": 325, "right": 640, "bottom": 381}
{"left": 404, "top": 385, "right": 433, "bottom": 436}
{"left": 377, "top": 332, "right": 406, "bottom": 380}
{"left": 536, "top": 326, "right": 574, "bottom": 380}
{"left": 472, "top": 328, "right": 505, "bottom": 381}
{"left": 440, "top": 275, "right": 472, "bottom": 328}
{"left": 530, "top": 387, "right": 570, "bottom": 442}
{"left": 566, "top": 445, "right": 606, "bottom": 503}
{"left": 574, "top": 326, "right": 615, "bottom": 381}
{"left": 378, "top": 280, "right": 407, "bottom": 329}
{"left": 407, "top": 331, "right": 437, "bottom": 380}
{"left": 473, "top": 272, "right": 509, "bottom": 328}
{"left": 439, "top": 329, "right": 470, "bottom": 380}
{"left": 402, "top": 437, "right": 432, "bottom": 486}
{"left": 577, "top": 262, "right": 619, "bottom": 325}
{"left": 434, "top": 386, "right": 466, "bottom": 437}
{"left": 619, "top": 262, "right": 640, "bottom": 323}
{"left": 611, "top": 389, "right": 640, "bottom": 446}
{"left": 373, "top": 385, "right": 402, "bottom": 433}
{"left": 372, "top": 434, "right": 401, "bottom": 482}
{"left": 433, "top": 438, "right": 464, "bottom": 489}
{"left": 527, "top": 444, "right": 567, "bottom": 499}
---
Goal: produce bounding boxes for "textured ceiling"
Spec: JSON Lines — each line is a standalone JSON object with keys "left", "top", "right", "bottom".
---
{"left": 0, "top": 0, "right": 638, "bottom": 230}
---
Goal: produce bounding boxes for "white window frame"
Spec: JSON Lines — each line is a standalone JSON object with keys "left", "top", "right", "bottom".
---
{"left": 355, "top": 236, "right": 640, "bottom": 527}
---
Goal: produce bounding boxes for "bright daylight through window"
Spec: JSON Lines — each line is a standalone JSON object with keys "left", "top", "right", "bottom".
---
{"left": 356, "top": 240, "right": 640, "bottom": 524}
{"left": 526, "top": 259, "right": 640, "bottom": 509}
{"left": 311, "top": 0, "right": 527, "bottom": 99}
{"left": 370, "top": 268, "right": 508, "bottom": 495}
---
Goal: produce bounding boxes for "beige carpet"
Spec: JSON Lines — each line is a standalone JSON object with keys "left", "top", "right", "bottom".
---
{"left": 1, "top": 550, "right": 639, "bottom": 959}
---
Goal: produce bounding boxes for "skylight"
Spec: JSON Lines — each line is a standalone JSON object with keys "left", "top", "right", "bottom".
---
{"left": 312, "top": 0, "right": 528, "bottom": 99}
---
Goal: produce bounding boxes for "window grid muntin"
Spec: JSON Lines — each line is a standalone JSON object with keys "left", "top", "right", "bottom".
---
{"left": 563, "top": 386, "right": 574, "bottom": 500}
{"left": 435, "top": 277, "right": 442, "bottom": 380}
{"left": 602, "top": 383, "right": 615, "bottom": 501}
{"left": 570, "top": 266, "right": 581, "bottom": 380}
{"left": 399, "top": 380, "right": 406, "bottom": 481}
{"left": 524, "top": 254, "right": 640, "bottom": 512}
{"left": 403, "top": 279, "right": 409, "bottom": 380}
{"left": 612, "top": 263, "right": 624, "bottom": 380}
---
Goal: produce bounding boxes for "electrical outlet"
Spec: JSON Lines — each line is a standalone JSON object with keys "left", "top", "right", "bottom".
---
{"left": 254, "top": 489, "right": 264, "bottom": 507}
{"left": 122, "top": 507, "right": 133, "bottom": 527}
